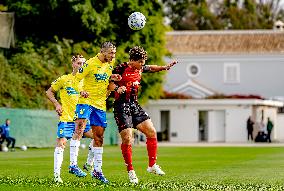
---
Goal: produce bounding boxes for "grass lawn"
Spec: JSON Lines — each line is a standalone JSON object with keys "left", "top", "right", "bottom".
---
{"left": 1, "top": 146, "right": 284, "bottom": 190}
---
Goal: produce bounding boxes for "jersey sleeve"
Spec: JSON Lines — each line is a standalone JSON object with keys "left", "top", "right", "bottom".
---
{"left": 51, "top": 75, "right": 66, "bottom": 92}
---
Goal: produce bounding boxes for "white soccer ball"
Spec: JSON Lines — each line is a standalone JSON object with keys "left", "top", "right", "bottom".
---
{"left": 80, "top": 144, "right": 86, "bottom": 149}
{"left": 128, "top": 12, "right": 146, "bottom": 30}
{"left": 2, "top": 146, "right": 8, "bottom": 152}
{"left": 21, "top": 145, "right": 27, "bottom": 151}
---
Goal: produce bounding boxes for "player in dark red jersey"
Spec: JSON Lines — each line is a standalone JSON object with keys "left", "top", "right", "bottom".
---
{"left": 111, "top": 46, "right": 177, "bottom": 184}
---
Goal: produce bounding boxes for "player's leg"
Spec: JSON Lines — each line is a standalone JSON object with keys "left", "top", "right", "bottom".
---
{"left": 132, "top": 102, "right": 165, "bottom": 176}
{"left": 67, "top": 122, "right": 87, "bottom": 177}
{"left": 137, "top": 119, "right": 165, "bottom": 175}
{"left": 54, "top": 137, "right": 66, "bottom": 183}
{"left": 114, "top": 102, "right": 138, "bottom": 184}
{"left": 69, "top": 104, "right": 90, "bottom": 177}
{"left": 90, "top": 125, "right": 109, "bottom": 183}
{"left": 54, "top": 122, "right": 68, "bottom": 183}
{"left": 6, "top": 137, "right": 11, "bottom": 148}
{"left": 120, "top": 128, "right": 139, "bottom": 184}
{"left": 6, "top": 137, "right": 15, "bottom": 151}
{"left": 89, "top": 107, "right": 109, "bottom": 183}
{"left": 82, "top": 124, "right": 94, "bottom": 172}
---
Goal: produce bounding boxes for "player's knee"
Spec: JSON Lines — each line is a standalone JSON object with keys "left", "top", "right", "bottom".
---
{"left": 122, "top": 135, "right": 132, "bottom": 144}
{"left": 56, "top": 140, "right": 66, "bottom": 149}
{"left": 145, "top": 127, "right": 156, "bottom": 138}
{"left": 94, "top": 135, "right": 104, "bottom": 146}
{"left": 77, "top": 120, "right": 85, "bottom": 128}
{"left": 76, "top": 128, "right": 84, "bottom": 136}
{"left": 94, "top": 139, "right": 103, "bottom": 146}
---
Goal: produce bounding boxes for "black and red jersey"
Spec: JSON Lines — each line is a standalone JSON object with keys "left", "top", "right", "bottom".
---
{"left": 113, "top": 62, "right": 150, "bottom": 103}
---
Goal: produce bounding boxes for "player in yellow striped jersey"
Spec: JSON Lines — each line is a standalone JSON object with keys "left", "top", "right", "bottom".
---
{"left": 72, "top": 42, "right": 122, "bottom": 184}
{"left": 46, "top": 54, "right": 95, "bottom": 183}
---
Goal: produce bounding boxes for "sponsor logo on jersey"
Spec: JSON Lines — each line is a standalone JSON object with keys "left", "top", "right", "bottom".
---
{"left": 94, "top": 73, "right": 109, "bottom": 81}
{"left": 66, "top": 87, "right": 79, "bottom": 95}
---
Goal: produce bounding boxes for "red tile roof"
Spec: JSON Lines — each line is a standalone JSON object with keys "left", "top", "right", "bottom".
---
{"left": 166, "top": 30, "right": 284, "bottom": 54}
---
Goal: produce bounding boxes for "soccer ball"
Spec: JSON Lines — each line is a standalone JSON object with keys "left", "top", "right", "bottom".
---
{"left": 21, "top": 145, "right": 27, "bottom": 151}
{"left": 2, "top": 146, "right": 8, "bottom": 152}
{"left": 80, "top": 143, "right": 86, "bottom": 149}
{"left": 128, "top": 12, "right": 146, "bottom": 30}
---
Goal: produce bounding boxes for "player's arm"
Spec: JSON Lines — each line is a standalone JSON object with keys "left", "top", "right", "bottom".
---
{"left": 108, "top": 64, "right": 127, "bottom": 94}
{"left": 46, "top": 76, "right": 65, "bottom": 116}
{"left": 46, "top": 87, "right": 63, "bottom": 116}
{"left": 108, "top": 82, "right": 126, "bottom": 94}
{"left": 145, "top": 60, "right": 177, "bottom": 72}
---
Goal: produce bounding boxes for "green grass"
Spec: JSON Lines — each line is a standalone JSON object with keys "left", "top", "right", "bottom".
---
{"left": 1, "top": 146, "right": 284, "bottom": 190}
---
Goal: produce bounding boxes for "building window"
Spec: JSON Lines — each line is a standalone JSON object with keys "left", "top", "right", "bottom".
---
{"left": 186, "top": 63, "right": 200, "bottom": 78}
{"left": 224, "top": 63, "right": 240, "bottom": 84}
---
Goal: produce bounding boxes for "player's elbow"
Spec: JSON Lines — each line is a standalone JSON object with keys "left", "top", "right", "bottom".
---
{"left": 46, "top": 87, "right": 53, "bottom": 98}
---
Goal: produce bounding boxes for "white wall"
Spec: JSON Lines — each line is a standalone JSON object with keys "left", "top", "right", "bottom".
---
{"left": 225, "top": 107, "right": 251, "bottom": 142}
{"left": 165, "top": 54, "right": 284, "bottom": 99}
{"left": 145, "top": 100, "right": 281, "bottom": 143}
{"left": 208, "top": 110, "right": 225, "bottom": 142}
{"left": 169, "top": 106, "right": 198, "bottom": 142}
{"left": 276, "top": 114, "right": 284, "bottom": 141}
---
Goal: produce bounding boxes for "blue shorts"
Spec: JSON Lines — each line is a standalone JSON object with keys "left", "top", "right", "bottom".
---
{"left": 75, "top": 104, "right": 107, "bottom": 128}
{"left": 57, "top": 121, "right": 91, "bottom": 139}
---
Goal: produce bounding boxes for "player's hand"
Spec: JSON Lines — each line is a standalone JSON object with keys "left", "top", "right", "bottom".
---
{"left": 164, "top": 60, "right": 178, "bottom": 70}
{"left": 80, "top": 91, "right": 89, "bottom": 98}
{"left": 117, "top": 86, "right": 126, "bottom": 94}
{"left": 110, "top": 74, "right": 122, "bottom": 81}
{"left": 55, "top": 104, "right": 63, "bottom": 116}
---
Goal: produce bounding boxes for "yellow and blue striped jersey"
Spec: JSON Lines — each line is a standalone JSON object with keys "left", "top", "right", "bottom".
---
{"left": 75, "top": 53, "right": 114, "bottom": 111}
{"left": 51, "top": 74, "right": 81, "bottom": 122}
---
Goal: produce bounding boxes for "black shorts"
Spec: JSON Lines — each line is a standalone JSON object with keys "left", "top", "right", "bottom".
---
{"left": 113, "top": 101, "right": 150, "bottom": 132}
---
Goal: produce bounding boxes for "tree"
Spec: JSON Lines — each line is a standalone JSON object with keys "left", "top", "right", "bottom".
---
{"left": 163, "top": 0, "right": 284, "bottom": 30}
{"left": 0, "top": 0, "right": 168, "bottom": 109}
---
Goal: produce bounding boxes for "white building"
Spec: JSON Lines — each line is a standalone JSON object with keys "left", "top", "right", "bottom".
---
{"left": 164, "top": 30, "right": 284, "bottom": 99}
{"left": 146, "top": 30, "right": 284, "bottom": 143}
{"left": 145, "top": 99, "right": 283, "bottom": 143}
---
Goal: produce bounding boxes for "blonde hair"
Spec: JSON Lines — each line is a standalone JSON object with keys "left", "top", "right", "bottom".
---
{"left": 71, "top": 54, "right": 84, "bottom": 63}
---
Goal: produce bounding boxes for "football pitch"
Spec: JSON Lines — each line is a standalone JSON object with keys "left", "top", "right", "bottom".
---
{"left": 1, "top": 146, "right": 284, "bottom": 191}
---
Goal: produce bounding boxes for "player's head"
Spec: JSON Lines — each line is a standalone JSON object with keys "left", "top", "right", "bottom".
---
{"left": 100, "top": 41, "right": 116, "bottom": 63}
{"left": 129, "top": 46, "right": 148, "bottom": 68}
{"left": 71, "top": 54, "right": 86, "bottom": 71}
{"left": 5, "top": 119, "right": 10, "bottom": 125}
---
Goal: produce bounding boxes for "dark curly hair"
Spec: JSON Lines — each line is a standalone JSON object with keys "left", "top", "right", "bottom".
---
{"left": 129, "top": 46, "right": 148, "bottom": 61}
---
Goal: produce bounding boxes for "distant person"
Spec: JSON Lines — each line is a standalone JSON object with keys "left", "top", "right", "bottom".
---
{"left": 0, "top": 119, "right": 16, "bottom": 151}
{"left": 266, "top": 117, "right": 274, "bottom": 143}
{"left": 246, "top": 116, "right": 254, "bottom": 141}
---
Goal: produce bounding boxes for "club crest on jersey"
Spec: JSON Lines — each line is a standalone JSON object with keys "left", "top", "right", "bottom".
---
{"left": 133, "top": 81, "right": 140, "bottom": 86}
{"left": 66, "top": 87, "right": 79, "bottom": 95}
{"left": 79, "top": 62, "right": 88, "bottom": 73}
{"left": 94, "top": 73, "right": 109, "bottom": 81}
{"left": 80, "top": 109, "right": 85, "bottom": 115}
